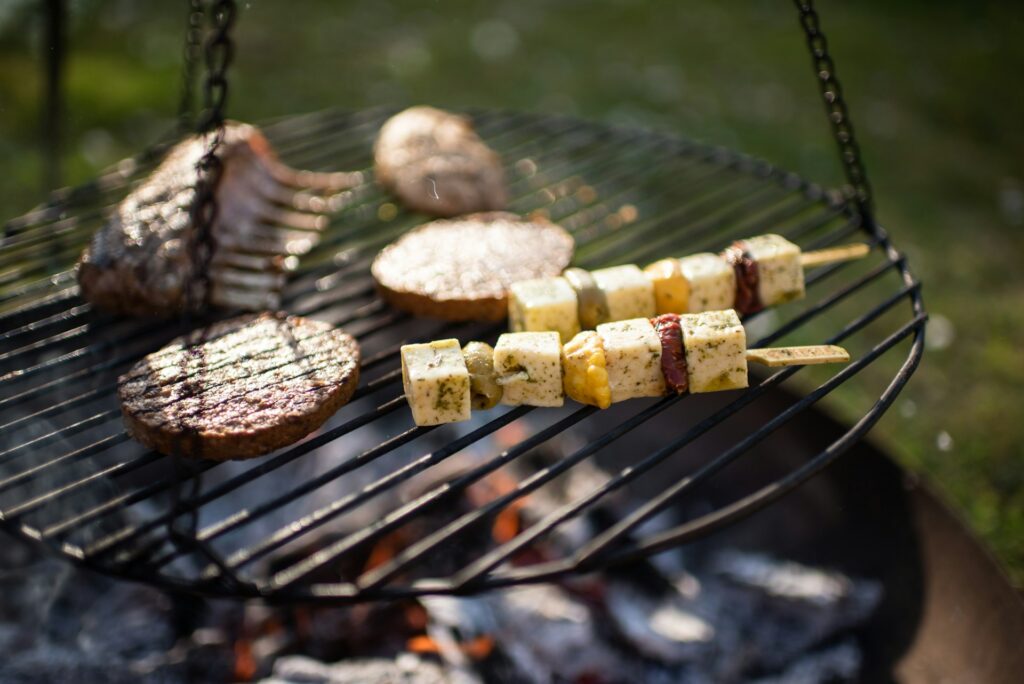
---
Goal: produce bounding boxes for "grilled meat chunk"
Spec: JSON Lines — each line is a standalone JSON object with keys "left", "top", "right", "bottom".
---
{"left": 374, "top": 106, "right": 506, "bottom": 217}
{"left": 78, "top": 122, "right": 359, "bottom": 317}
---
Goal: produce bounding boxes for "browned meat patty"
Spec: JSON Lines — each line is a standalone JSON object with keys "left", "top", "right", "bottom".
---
{"left": 373, "top": 106, "right": 507, "bottom": 217}
{"left": 118, "top": 312, "right": 360, "bottom": 460}
{"left": 78, "top": 123, "right": 359, "bottom": 318}
{"left": 371, "top": 212, "right": 575, "bottom": 321}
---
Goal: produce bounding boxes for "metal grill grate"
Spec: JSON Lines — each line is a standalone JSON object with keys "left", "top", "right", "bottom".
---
{"left": 0, "top": 108, "right": 925, "bottom": 603}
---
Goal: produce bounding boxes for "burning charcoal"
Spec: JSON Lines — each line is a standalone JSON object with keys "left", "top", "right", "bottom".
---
{"left": 604, "top": 580, "right": 715, "bottom": 664}
{"left": 261, "top": 654, "right": 450, "bottom": 684}
{"left": 421, "top": 586, "right": 635, "bottom": 684}
{"left": 749, "top": 640, "right": 863, "bottom": 684}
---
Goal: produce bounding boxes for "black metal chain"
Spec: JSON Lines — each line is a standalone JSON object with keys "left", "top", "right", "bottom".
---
{"left": 176, "top": 0, "right": 204, "bottom": 133}
{"left": 187, "top": 0, "right": 236, "bottom": 312}
{"left": 167, "top": 0, "right": 247, "bottom": 594}
{"left": 793, "top": 0, "right": 874, "bottom": 223}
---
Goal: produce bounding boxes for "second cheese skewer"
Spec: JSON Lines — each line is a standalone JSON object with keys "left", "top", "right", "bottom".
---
{"left": 508, "top": 234, "right": 870, "bottom": 341}
{"left": 401, "top": 309, "right": 850, "bottom": 426}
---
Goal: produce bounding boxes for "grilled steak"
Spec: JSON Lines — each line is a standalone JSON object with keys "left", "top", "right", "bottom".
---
{"left": 78, "top": 122, "right": 358, "bottom": 318}
{"left": 374, "top": 106, "right": 507, "bottom": 217}
{"left": 118, "top": 312, "right": 360, "bottom": 460}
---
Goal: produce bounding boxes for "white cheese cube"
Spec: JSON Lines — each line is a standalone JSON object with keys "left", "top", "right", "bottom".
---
{"left": 508, "top": 276, "right": 581, "bottom": 342}
{"left": 742, "top": 234, "right": 805, "bottom": 306}
{"left": 678, "top": 253, "right": 735, "bottom": 313}
{"left": 591, "top": 265, "right": 656, "bottom": 323}
{"left": 494, "top": 332, "right": 564, "bottom": 407}
{"left": 679, "top": 309, "right": 748, "bottom": 393}
{"left": 596, "top": 318, "right": 666, "bottom": 402}
{"left": 401, "top": 339, "right": 471, "bottom": 425}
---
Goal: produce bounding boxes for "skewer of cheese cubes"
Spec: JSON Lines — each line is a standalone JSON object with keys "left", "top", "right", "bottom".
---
{"left": 507, "top": 234, "right": 870, "bottom": 342}
{"left": 400, "top": 309, "right": 849, "bottom": 426}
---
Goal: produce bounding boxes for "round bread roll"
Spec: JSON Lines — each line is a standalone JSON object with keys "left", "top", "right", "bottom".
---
{"left": 371, "top": 212, "right": 575, "bottom": 321}
{"left": 118, "top": 312, "right": 360, "bottom": 460}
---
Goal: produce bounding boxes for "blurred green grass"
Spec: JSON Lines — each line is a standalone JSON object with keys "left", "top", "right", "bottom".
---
{"left": 1, "top": 0, "right": 1022, "bottom": 582}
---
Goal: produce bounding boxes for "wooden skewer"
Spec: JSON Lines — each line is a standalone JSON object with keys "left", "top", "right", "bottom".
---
{"left": 799, "top": 243, "right": 870, "bottom": 268}
{"left": 746, "top": 345, "right": 850, "bottom": 367}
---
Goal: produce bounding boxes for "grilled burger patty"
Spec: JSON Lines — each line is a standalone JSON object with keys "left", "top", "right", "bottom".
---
{"left": 371, "top": 212, "right": 575, "bottom": 321}
{"left": 374, "top": 106, "right": 507, "bottom": 217}
{"left": 118, "top": 312, "right": 360, "bottom": 460}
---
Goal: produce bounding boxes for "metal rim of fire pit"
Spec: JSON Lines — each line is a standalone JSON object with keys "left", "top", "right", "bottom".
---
{"left": 0, "top": 2, "right": 925, "bottom": 603}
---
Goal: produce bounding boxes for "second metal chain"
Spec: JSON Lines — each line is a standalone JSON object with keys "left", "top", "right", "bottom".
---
{"left": 176, "top": 0, "right": 204, "bottom": 133}
{"left": 793, "top": 0, "right": 874, "bottom": 223}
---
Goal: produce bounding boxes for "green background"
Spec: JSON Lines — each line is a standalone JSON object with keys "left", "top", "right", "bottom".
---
{"left": 1, "top": 0, "right": 1021, "bottom": 583}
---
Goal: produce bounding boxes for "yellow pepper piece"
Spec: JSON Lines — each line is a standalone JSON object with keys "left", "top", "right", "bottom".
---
{"left": 561, "top": 331, "right": 612, "bottom": 409}
{"left": 644, "top": 258, "right": 690, "bottom": 314}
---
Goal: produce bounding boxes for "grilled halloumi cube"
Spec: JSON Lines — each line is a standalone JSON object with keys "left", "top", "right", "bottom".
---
{"left": 679, "top": 309, "right": 747, "bottom": 393}
{"left": 742, "top": 234, "right": 805, "bottom": 306}
{"left": 592, "top": 265, "right": 657, "bottom": 322}
{"left": 678, "top": 253, "right": 735, "bottom": 313}
{"left": 644, "top": 258, "right": 691, "bottom": 314}
{"left": 401, "top": 339, "right": 471, "bottom": 425}
{"left": 494, "top": 332, "right": 564, "bottom": 407}
{"left": 596, "top": 318, "right": 666, "bottom": 402}
{"left": 508, "top": 276, "right": 581, "bottom": 342}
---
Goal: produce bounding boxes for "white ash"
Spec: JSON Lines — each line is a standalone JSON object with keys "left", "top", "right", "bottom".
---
{"left": 711, "top": 549, "right": 855, "bottom": 607}
{"left": 261, "top": 654, "right": 449, "bottom": 684}
{"left": 604, "top": 580, "right": 715, "bottom": 664}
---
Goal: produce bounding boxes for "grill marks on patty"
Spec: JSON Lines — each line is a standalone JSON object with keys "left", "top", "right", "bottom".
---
{"left": 118, "top": 313, "right": 360, "bottom": 460}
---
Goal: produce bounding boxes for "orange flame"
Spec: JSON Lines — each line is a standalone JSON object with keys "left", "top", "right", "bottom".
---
{"left": 407, "top": 634, "right": 495, "bottom": 660}
{"left": 233, "top": 638, "right": 257, "bottom": 682}
{"left": 363, "top": 530, "right": 405, "bottom": 573}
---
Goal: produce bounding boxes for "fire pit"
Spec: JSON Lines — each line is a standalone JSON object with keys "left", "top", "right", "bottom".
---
{"left": 7, "top": 1, "right": 1007, "bottom": 681}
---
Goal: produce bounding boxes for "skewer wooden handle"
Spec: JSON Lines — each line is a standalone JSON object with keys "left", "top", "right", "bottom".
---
{"left": 799, "top": 243, "right": 870, "bottom": 268}
{"left": 746, "top": 345, "right": 850, "bottom": 367}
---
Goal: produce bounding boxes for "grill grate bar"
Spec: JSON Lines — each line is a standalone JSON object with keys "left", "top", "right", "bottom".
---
{"left": 5, "top": 447, "right": 161, "bottom": 519}
{"left": 0, "top": 408, "right": 120, "bottom": 480}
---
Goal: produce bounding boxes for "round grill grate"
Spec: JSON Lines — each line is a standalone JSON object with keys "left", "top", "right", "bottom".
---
{"left": 0, "top": 108, "right": 925, "bottom": 602}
